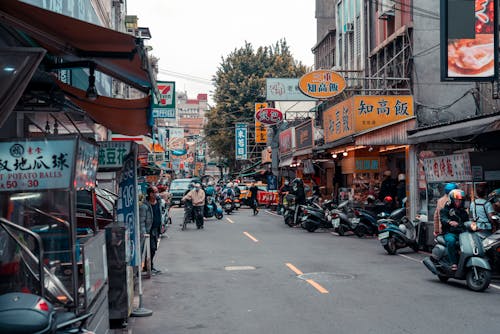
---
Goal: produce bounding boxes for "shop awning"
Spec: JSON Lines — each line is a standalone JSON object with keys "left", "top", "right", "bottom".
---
{"left": 354, "top": 118, "right": 416, "bottom": 146}
{"left": 56, "top": 80, "right": 150, "bottom": 136}
{"left": 407, "top": 114, "right": 500, "bottom": 144}
{"left": 314, "top": 136, "right": 355, "bottom": 153}
{"left": 0, "top": 0, "right": 154, "bottom": 92}
{"left": 278, "top": 156, "right": 294, "bottom": 168}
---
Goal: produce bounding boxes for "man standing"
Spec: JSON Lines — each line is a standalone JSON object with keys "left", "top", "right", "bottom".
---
{"left": 146, "top": 186, "right": 162, "bottom": 274}
{"left": 378, "top": 170, "right": 396, "bottom": 201}
{"left": 248, "top": 181, "right": 259, "bottom": 215}
{"left": 182, "top": 183, "right": 206, "bottom": 229}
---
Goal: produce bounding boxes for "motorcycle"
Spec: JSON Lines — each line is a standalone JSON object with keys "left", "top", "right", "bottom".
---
{"left": 0, "top": 292, "right": 93, "bottom": 334}
{"left": 204, "top": 196, "right": 223, "bottom": 220}
{"left": 423, "top": 221, "right": 491, "bottom": 292}
{"left": 181, "top": 200, "right": 196, "bottom": 230}
{"left": 300, "top": 200, "right": 336, "bottom": 232}
{"left": 377, "top": 214, "right": 421, "bottom": 254}
{"left": 351, "top": 207, "right": 379, "bottom": 237}
{"left": 233, "top": 198, "right": 241, "bottom": 210}
{"left": 222, "top": 197, "right": 234, "bottom": 214}
{"left": 328, "top": 201, "right": 358, "bottom": 236}
{"left": 482, "top": 229, "right": 500, "bottom": 276}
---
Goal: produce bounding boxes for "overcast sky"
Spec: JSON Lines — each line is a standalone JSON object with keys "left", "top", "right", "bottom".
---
{"left": 126, "top": 0, "right": 316, "bottom": 102}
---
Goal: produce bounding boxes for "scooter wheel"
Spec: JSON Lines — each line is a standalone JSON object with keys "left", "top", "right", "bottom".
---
{"left": 438, "top": 275, "right": 449, "bottom": 283}
{"left": 337, "top": 225, "right": 346, "bottom": 236}
{"left": 306, "top": 225, "right": 317, "bottom": 233}
{"left": 466, "top": 267, "right": 491, "bottom": 292}
{"left": 384, "top": 237, "right": 397, "bottom": 255}
{"left": 354, "top": 225, "right": 367, "bottom": 238}
{"left": 216, "top": 213, "right": 223, "bottom": 219}
{"left": 285, "top": 216, "right": 294, "bottom": 227}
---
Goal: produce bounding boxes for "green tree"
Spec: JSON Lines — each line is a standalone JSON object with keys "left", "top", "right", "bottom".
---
{"left": 204, "top": 39, "right": 309, "bottom": 173}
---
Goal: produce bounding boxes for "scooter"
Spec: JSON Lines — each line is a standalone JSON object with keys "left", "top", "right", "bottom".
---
{"left": 204, "top": 196, "right": 223, "bottom": 220}
{"left": 300, "top": 200, "right": 336, "bottom": 232}
{"left": 181, "top": 200, "right": 195, "bottom": 230}
{"left": 482, "top": 229, "right": 500, "bottom": 276}
{"left": 283, "top": 194, "right": 297, "bottom": 226}
{"left": 423, "top": 221, "right": 491, "bottom": 292}
{"left": 328, "top": 201, "right": 358, "bottom": 236}
{"left": 0, "top": 292, "right": 93, "bottom": 334}
{"left": 351, "top": 208, "right": 379, "bottom": 237}
{"left": 233, "top": 198, "right": 241, "bottom": 210}
{"left": 222, "top": 197, "right": 234, "bottom": 214}
{"left": 377, "top": 214, "right": 420, "bottom": 254}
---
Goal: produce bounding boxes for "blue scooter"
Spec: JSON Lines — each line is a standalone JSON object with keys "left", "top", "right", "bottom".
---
{"left": 377, "top": 208, "right": 420, "bottom": 254}
{"left": 205, "top": 196, "right": 223, "bottom": 220}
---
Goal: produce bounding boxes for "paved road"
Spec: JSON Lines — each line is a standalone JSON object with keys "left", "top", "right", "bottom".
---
{"left": 127, "top": 207, "right": 499, "bottom": 334}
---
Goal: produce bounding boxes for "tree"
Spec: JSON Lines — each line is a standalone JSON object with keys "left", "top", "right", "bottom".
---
{"left": 204, "top": 39, "right": 309, "bottom": 173}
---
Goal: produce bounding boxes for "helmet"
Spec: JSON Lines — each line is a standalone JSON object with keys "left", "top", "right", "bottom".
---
{"left": 366, "top": 194, "right": 376, "bottom": 203}
{"left": 444, "top": 183, "right": 458, "bottom": 195}
{"left": 449, "top": 189, "right": 465, "bottom": 208}
{"left": 398, "top": 173, "right": 405, "bottom": 182}
{"left": 383, "top": 170, "right": 392, "bottom": 177}
{"left": 208, "top": 181, "right": 214, "bottom": 186}
{"left": 488, "top": 188, "right": 500, "bottom": 203}
{"left": 227, "top": 182, "right": 233, "bottom": 188}
{"left": 384, "top": 196, "right": 393, "bottom": 203}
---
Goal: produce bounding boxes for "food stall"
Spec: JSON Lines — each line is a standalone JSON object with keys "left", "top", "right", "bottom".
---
{"left": 0, "top": 136, "right": 109, "bottom": 333}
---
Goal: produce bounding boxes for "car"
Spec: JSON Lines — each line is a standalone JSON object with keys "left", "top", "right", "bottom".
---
{"left": 169, "top": 178, "right": 201, "bottom": 207}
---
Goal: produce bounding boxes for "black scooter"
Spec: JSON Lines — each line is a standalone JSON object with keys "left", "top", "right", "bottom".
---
{"left": 0, "top": 292, "right": 92, "bottom": 334}
{"left": 328, "top": 201, "right": 358, "bottom": 236}
{"left": 300, "top": 200, "right": 336, "bottom": 232}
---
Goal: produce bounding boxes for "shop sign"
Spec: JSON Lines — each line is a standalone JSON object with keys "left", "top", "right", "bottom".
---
{"left": 98, "top": 141, "right": 131, "bottom": 169}
{"left": 0, "top": 138, "right": 76, "bottom": 192}
{"left": 75, "top": 140, "right": 98, "bottom": 190}
{"left": 148, "top": 152, "right": 165, "bottom": 163}
{"left": 423, "top": 153, "right": 472, "bottom": 182}
{"left": 255, "top": 103, "right": 268, "bottom": 144}
{"left": 279, "top": 128, "right": 294, "bottom": 154}
{"left": 440, "top": 0, "right": 498, "bottom": 81}
{"left": 324, "top": 95, "right": 414, "bottom": 143}
{"left": 117, "top": 152, "right": 138, "bottom": 266}
{"left": 295, "top": 120, "right": 313, "bottom": 150}
{"left": 355, "top": 158, "right": 380, "bottom": 172}
{"left": 235, "top": 123, "right": 248, "bottom": 160}
{"left": 255, "top": 108, "right": 283, "bottom": 125}
{"left": 298, "top": 70, "right": 346, "bottom": 99}
{"left": 152, "top": 81, "right": 176, "bottom": 119}
{"left": 266, "top": 78, "right": 316, "bottom": 101}
{"left": 261, "top": 146, "right": 272, "bottom": 164}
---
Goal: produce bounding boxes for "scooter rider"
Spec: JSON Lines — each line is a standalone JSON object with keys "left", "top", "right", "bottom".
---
{"left": 182, "top": 183, "right": 206, "bottom": 229}
{"left": 440, "top": 189, "right": 469, "bottom": 270}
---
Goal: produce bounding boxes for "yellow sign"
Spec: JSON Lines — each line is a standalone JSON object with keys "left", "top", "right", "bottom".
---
{"left": 298, "top": 70, "right": 346, "bottom": 99}
{"left": 323, "top": 95, "right": 414, "bottom": 143}
{"left": 255, "top": 103, "right": 268, "bottom": 143}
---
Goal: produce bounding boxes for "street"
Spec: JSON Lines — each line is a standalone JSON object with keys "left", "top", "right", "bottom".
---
{"left": 128, "top": 207, "right": 499, "bottom": 334}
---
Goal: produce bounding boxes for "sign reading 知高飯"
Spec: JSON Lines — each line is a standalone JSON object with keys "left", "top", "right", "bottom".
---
{"left": 235, "top": 123, "right": 248, "bottom": 160}
{"left": 323, "top": 95, "right": 414, "bottom": 143}
{"left": 152, "top": 81, "right": 176, "bottom": 119}
{"left": 0, "top": 138, "right": 76, "bottom": 191}
{"left": 298, "top": 70, "right": 346, "bottom": 99}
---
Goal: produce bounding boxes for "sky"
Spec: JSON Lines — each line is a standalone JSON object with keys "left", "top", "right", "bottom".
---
{"left": 126, "top": 0, "right": 317, "bottom": 103}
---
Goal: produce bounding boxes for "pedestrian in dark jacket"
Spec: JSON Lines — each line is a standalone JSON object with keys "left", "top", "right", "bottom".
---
{"left": 248, "top": 182, "right": 259, "bottom": 215}
{"left": 146, "top": 186, "right": 162, "bottom": 274}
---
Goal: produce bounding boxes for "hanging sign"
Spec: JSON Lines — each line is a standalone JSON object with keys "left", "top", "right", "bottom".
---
{"left": 298, "top": 70, "right": 346, "bottom": 99}
{"left": 152, "top": 81, "right": 176, "bottom": 119}
{"left": 423, "top": 153, "right": 472, "bottom": 182}
{"left": 255, "top": 108, "right": 283, "bottom": 125}
{"left": 235, "top": 123, "right": 248, "bottom": 160}
{"left": 98, "top": 141, "right": 131, "bottom": 169}
{"left": 255, "top": 103, "right": 268, "bottom": 144}
{"left": 0, "top": 138, "right": 76, "bottom": 192}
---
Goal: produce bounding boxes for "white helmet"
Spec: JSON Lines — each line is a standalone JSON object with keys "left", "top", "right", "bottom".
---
{"left": 227, "top": 182, "right": 233, "bottom": 188}
{"left": 398, "top": 173, "right": 406, "bottom": 181}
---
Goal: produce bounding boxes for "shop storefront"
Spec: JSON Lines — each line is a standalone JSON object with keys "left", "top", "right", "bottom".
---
{"left": 278, "top": 127, "right": 295, "bottom": 182}
{"left": 322, "top": 95, "right": 414, "bottom": 203}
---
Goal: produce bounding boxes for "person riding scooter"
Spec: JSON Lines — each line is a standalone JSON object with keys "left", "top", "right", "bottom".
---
{"left": 440, "top": 189, "right": 469, "bottom": 270}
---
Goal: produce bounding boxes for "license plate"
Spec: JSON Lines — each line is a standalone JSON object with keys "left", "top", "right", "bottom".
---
{"left": 332, "top": 218, "right": 340, "bottom": 228}
{"left": 173, "top": 200, "right": 180, "bottom": 204}
{"left": 378, "top": 231, "right": 389, "bottom": 240}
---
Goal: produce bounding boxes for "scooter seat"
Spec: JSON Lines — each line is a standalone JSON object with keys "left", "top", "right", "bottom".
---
{"left": 436, "top": 235, "right": 446, "bottom": 245}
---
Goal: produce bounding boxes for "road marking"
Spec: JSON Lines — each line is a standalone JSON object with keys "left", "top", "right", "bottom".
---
{"left": 491, "top": 284, "right": 500, "bottom": 290}
{"left": 398, "top": 254, "right": 422, "bottom": 263}
{"left": 285, "top": 263, "right": 329, "bottom": 294}
{"left": 243, "top": 231, "right": 259, "bottom": 242}
{"left": 226, "top": 218, "right": 234, "bottom": 224}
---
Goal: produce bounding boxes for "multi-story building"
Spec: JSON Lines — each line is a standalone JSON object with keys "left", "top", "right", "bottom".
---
{"left": 177, "top": 92, "right": 208, "bottom": 138}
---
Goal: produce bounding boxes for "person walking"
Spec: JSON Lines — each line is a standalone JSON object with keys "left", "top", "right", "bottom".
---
{"left": 138, "top": 193, "right": 152, "bottom": 271}
{"left": 248, "top": 181, "right": 259, "bottom": 215}
{"left": 145, "top": 186, "right": 162, "bottom": 274}
{"left": 182, "top": 183, "right": 206, "bottom": 229}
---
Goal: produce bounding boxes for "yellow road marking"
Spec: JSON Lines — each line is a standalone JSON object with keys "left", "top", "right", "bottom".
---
{"left": 226, "top": 218, "right": 234, "bottom": 224}
{"left": 285, "top": 263, "right": 329, "bottom": 294}
{"left": 285, "top": 263, "right": 303, "bottom": 275}
{"left": 243, "top": 231, "right": 259, "bottom": 242}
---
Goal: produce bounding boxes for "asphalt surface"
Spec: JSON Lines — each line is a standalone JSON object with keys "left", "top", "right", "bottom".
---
{"left": 125, "top": 207, "right": 499, "bottom": 334}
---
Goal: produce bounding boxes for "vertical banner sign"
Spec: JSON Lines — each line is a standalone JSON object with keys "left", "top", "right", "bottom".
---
{"left": 235, "top": 123, "right": 248, "bottom": 160}
{"left": 441, "top": 0, "right": 498, "bottom": 81}
{"left": 152, "top": 81, "right": 176, "bottom": 118}
{"left": 117, "top": 148, "right": 139, "bottom": 266}
{"left": 254, "top": 103, "right": 268, "bottom": 143}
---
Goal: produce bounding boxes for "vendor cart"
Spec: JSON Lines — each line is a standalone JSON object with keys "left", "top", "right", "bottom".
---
{"left": 0, "top": 136, "right": 109, "bottom": 333}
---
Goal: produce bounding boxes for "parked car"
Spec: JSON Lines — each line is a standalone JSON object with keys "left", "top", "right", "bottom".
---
{"left": 169, "top": 178, "right": 201, "bottom": 207}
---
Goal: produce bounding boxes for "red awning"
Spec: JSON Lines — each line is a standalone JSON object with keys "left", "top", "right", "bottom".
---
{"left": 0, "top": 0, "right": 153, "bottom": 92}
{"left": 56, "top": 80, "right": 150, "bottom": 136}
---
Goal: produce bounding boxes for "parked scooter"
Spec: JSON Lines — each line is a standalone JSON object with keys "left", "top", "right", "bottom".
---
{"left": 377, "top": 213, "right": 421, "bottom": 254}
{"left": 423, "top": 221, "right": 491, "bottom": 292}
{"left": 328, "top": 201, "right": 358, "bottom": 236}
{"left": 351, "top": 208, "right": 379, "bottom": 237}
{"left": 300, "top": 200, "right": 336, "bottom": 232}
{"left": 0, "top": 292, "right": 93, "bottom": 334}
{"left": 482, "top": 229, "right": 500, "bottom": 275}
{"left": 204, "top": 196, "right": 223, "bottom": 220}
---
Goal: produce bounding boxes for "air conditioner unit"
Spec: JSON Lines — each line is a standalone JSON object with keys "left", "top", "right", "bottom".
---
{"left": 343, "top": 22, "right": 354, "bottom": 33}
{"left": 379, "top": 0, "right": 395, "bottom": 19}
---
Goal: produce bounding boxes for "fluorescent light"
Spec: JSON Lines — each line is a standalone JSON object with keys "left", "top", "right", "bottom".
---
{"left": 10, "top": 193, "right": 41, "bottom": 201}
